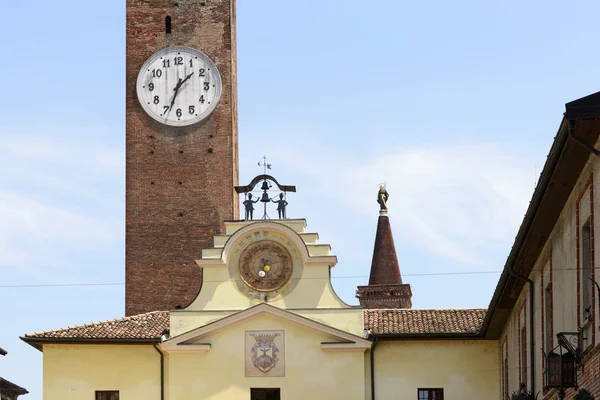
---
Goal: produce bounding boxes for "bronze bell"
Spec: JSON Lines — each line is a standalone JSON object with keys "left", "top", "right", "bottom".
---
{"left": 260, "top": 192, "right": 270, "bottom": 203}
{"left": 260, "top": 180, "right": 270, "bottom": 191}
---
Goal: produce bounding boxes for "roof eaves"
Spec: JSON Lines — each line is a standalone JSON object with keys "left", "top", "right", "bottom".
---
{"left": 20, "top": 336, "right": 160, "bottom": 352}
{"left": 481, "top": 117, "right": 568, "bottom": 338}
{"left": 371, "top": 332, "right": 482, "bottom": 339}
{"left": 0, "top": 377, "right": 29, "bottom": 394}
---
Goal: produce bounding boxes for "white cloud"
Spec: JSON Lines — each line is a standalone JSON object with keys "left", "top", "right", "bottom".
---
{"left": 246, "top": 139, "right": 536, "bottom": 267}
{"left": 0, "top": 130, "right": 123, "bottom": 274}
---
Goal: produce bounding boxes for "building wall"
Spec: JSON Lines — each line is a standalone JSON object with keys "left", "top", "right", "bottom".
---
{"left": 373, "top": 340, "right": 499, "bottom": 400}
{"left": 43, "top": 344, "right": 160, "bottom": 400}
{"left": 499, "top": 139, "right": 600, "bottom": 399}
{"left": 170, "top": 221, "right": 363, "bottom": 338}
{"left": 166, "top": 314, "right": 366, "bottom": 400}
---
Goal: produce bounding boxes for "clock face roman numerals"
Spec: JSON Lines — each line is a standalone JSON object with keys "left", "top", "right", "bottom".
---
{"left": 136, "top": 46, "right": 222, "bottom": 127}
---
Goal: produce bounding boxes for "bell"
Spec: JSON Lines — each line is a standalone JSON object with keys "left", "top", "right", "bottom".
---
{"left": 260, "top": 180, "right": 270, "bottom": 191}
{"left": 260, "top": 192, "right": 270, "bottom": 202}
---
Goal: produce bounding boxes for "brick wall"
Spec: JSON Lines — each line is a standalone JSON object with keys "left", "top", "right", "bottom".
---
{"left": 125, "top": 0, "right": 239, "bottom": 316}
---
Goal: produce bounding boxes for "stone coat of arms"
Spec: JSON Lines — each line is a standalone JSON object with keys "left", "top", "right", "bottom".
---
{"left": 245, "top": 330, "right": 285, "bottom": 377}
{"left": 250, "top": 332, "right": 280, "bottom": 372}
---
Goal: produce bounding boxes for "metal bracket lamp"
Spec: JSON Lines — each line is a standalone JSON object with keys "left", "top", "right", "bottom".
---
{"left": 543, "top": 331, "right": 584, "bottom": 400}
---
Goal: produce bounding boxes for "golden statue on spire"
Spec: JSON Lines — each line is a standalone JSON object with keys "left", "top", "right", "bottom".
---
{"left": 377, "top": 183, "right": 389, "bottom": 214}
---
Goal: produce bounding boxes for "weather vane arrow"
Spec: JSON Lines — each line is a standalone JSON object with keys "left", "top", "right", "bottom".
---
{"left": 258, "top": 156, "right": 272, "bottom": 175}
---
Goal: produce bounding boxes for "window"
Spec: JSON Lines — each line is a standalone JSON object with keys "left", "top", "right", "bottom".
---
{"left": 96, "top": 391, "right": 119, "bottom": 400}
{"left": 418, "top": 388, "right": 444, "bottom": 400}
{"left": 165, "top": 15, "right": 172, "bottom": 34}
{"left": 581, "top": 220, "right": 593, "bottom": 323}
{"left": 520, "top": 326, "right": 527, "bottom": 384}
{"left": 544, "top": 283, "right": 553, "bottom": 352}
{"left": 251, "top": 388, "right": 280, "bottom": 400}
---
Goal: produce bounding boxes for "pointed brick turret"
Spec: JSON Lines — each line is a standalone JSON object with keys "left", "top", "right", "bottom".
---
{"left": 368, "top": 215, "right": 403, "bottom": 285}
{"left": 357, "top": 212, "right": 412, "bottom": 309}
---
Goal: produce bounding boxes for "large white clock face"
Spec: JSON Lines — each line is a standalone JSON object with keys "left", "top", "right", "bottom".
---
{"left": 136, "top": 46, "right": 222, "bottom": 127}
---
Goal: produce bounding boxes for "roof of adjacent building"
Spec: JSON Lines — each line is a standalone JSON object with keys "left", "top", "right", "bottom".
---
{"left": 0, "top": 377, "right": 29, "bottom": 395}
{"left": 23, "top": 308, "right": 487, "bottom": 348}
{"left": 22, "top": 311, "right": 169, "bottom": 346}
{"left": 482, "top": 91, "right": 600, "bottom": 338}
{"left": 364, "top": 308, "right": 486, "bottom": 336}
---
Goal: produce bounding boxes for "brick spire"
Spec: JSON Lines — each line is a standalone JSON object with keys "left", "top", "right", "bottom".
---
{"left": 368, "top": 215, "right": 403, "bottom": 285}
{"left": 357, "top": 188, "right": 412, "bottom": 309}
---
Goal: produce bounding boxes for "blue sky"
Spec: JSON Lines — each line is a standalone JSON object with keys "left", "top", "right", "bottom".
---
{"left": 1, "top": 0, "right": 600, "bottom": 398}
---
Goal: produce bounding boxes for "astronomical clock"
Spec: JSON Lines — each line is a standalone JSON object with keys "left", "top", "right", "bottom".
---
{"left": 228, "top": 229, "right": 304, "bottom": 301}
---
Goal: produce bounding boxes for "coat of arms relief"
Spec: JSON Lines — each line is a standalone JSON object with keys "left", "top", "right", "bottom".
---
{"left": 245, "top": 330, "right": 285, "bottom": 377}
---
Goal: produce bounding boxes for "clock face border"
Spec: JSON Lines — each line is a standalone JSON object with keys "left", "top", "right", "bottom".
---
{"left": 228, "top": 230, "right": 304, "bottom": 301}
{"left": 135, "top": 46, "right": 222, "bottom": 127}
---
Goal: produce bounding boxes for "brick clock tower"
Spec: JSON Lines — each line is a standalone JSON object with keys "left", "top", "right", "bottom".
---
{"left": 126, "top": 0, "right": 239, "bottom": 316}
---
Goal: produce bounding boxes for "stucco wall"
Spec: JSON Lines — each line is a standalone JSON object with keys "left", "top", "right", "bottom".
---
{"left": 373, "top": 340, "right": 499, "bottom": 399}
{"left": 167, "top": 314, "right": 366, "bottom": 400}
{"left": 43, "top": 344, "right": 160, "bottom": 400}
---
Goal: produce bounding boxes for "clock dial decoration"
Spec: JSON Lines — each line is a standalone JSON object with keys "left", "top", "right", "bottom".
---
{"left": 228, "top": 230, "right": 304, "bottom": 301}
{"left": 136, "top": 46, "right": 222, "bottom": 126}
{"left": 239, "top": 241, "right": 293, "bottom": 292}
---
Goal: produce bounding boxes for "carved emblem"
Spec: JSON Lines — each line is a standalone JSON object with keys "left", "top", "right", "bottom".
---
{"left": 250, "top": 332, "right": 280, "bottom": 373}
{"left": 239, "top": 240, "right": 293, "bottom": 291}
{"left": 245, "top": 330, "right": 285, "bottom": 377}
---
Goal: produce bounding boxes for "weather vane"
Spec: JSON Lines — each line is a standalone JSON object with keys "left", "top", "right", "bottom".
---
{"left": 258, "top": 156, "right": 272, "bottom": 175}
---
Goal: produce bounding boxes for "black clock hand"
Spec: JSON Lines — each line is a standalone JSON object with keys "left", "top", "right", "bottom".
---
{"left": 169, "top": 78, "right": 183, "bottom": 111}
{"left": 180, "top": 71, "right": 194, "bottom": 86}
{"left": 169, "top": 72, "right": 194, "bottom": 111}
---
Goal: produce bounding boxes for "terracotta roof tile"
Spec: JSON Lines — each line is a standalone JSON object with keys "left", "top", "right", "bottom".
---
{"left": 23, "top": 311, "right": 168, "bottom": 341}
{"left": 23, "top": 308, "right": 486, "bottom": 342}
{"left": 364, "top": 308, "right": 486, "bottom": 335}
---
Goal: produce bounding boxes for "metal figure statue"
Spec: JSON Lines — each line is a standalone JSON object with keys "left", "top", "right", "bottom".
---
{"left": 271, "top": 193, "right": 289, "bottom": 219}
{"left": 377, "top": 184, "right": 389, "bottom": 213}
{"left": 243, "top": 193, "right": 259, "bottom": 220}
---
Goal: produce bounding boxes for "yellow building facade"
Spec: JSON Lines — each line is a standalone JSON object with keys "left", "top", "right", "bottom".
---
{"left": 24, "top": 92, "right": 600, "bottom": 399}
{"left": 24, "top": 218, "right": 500, "bottom": 400}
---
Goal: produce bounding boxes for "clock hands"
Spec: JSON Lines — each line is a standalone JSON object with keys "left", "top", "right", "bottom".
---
{"left": 169, "top": 72, "right": 194, "bottom": 111}
{"left": 259, "top": 258, "right": 272, "bottom": 277}
{"left": 168, "top": 78, "right": 182, "bottom": 111}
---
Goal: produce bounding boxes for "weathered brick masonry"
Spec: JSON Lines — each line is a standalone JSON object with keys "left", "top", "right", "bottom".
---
{"left": 126, "top": 0, "right": 239, "bottom": 316}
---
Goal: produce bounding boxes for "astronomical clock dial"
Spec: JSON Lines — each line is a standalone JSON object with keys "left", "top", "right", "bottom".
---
{"left": 136, "top": 46, "right": 222, "bottom": 126}
{"left": 228, "top": 231, "right": 304, "bottom": 301}
{"left": 239, "top": 241, "right": 293, "bottom": 292}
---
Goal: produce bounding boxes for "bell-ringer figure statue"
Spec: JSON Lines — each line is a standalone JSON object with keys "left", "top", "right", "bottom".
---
{"left": 271, "top": 193, "right": 288, "bottom": 219}
{"left": 377, "top": 184, "right": 389, "bottom": 213}
{"left": 243, "top": 193, "right": 259, "bottom": 220}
